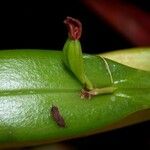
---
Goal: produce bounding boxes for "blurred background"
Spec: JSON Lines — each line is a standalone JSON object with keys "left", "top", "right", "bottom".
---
{"left": 0, "top": 0, "right": 149, "bottom": 53}
{"left": 0, "top": 0, "right": 150, "bottom": 149}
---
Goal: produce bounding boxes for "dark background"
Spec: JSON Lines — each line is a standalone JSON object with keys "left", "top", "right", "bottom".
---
{"left": 0, "top": 0, "right": 145, "bottom": 52}
{"left": 0, "top": 0, "right": 149, "bottom": 52}
{"left": 0, "top": 0, "right": 150, "bottom": 149}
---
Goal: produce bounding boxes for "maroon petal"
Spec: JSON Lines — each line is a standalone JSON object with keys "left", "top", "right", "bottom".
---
{"left": 64, "top": 16, "right": 82, "bottom": 40}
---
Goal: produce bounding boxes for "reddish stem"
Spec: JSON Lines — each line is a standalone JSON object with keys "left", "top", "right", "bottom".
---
{"left": 64, "top": 16, "right": 82, "bottom": 40}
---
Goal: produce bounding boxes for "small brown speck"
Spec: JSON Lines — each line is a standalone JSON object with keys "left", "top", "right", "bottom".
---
{"left": 50, "top": 105, "right": 66, "bottom": 128}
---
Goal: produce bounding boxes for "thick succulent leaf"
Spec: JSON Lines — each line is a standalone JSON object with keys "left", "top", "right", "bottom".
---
{"left": 0, "top": 50, "right": 149, "bottom": 147}
{"left": 99, "top": 48, "right": 150, "bottom": 130}
{"left": 100, "top": 47, "right": 150, "bottom": 71}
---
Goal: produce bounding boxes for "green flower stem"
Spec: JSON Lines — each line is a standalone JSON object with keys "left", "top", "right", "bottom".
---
{"left": 81, "top": 87, "right": 117, "bottom": 99}
{"left": 63, "top": 38, "right": 93, "bottom": 90}
{"left": 63, "top": 17, "right": 93, "bottom": 90}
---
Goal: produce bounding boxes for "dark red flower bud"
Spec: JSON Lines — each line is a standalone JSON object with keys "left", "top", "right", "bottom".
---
{"left": 64, "top": 16, "right": 82, "bottom": 40}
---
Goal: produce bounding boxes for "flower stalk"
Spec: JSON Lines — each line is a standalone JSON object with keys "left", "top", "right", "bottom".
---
{"left": 63, "top": 16, "right": 93, "bottom": 90}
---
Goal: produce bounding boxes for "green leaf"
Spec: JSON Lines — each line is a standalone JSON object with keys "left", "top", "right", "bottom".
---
{"left": 100, "top": 47, "right": 150, "bottom": 71}
{"left": 0, "top": 50, "right": 149, "bottom": 148}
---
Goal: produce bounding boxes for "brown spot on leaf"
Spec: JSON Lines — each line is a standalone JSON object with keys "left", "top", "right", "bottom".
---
{"left": 51, "top": 105, "right": 66, "bottom": 128}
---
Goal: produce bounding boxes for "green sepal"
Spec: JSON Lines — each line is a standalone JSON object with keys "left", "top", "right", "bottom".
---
{"left": 63, "top": 38, "right": 93, "bottom": 90}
